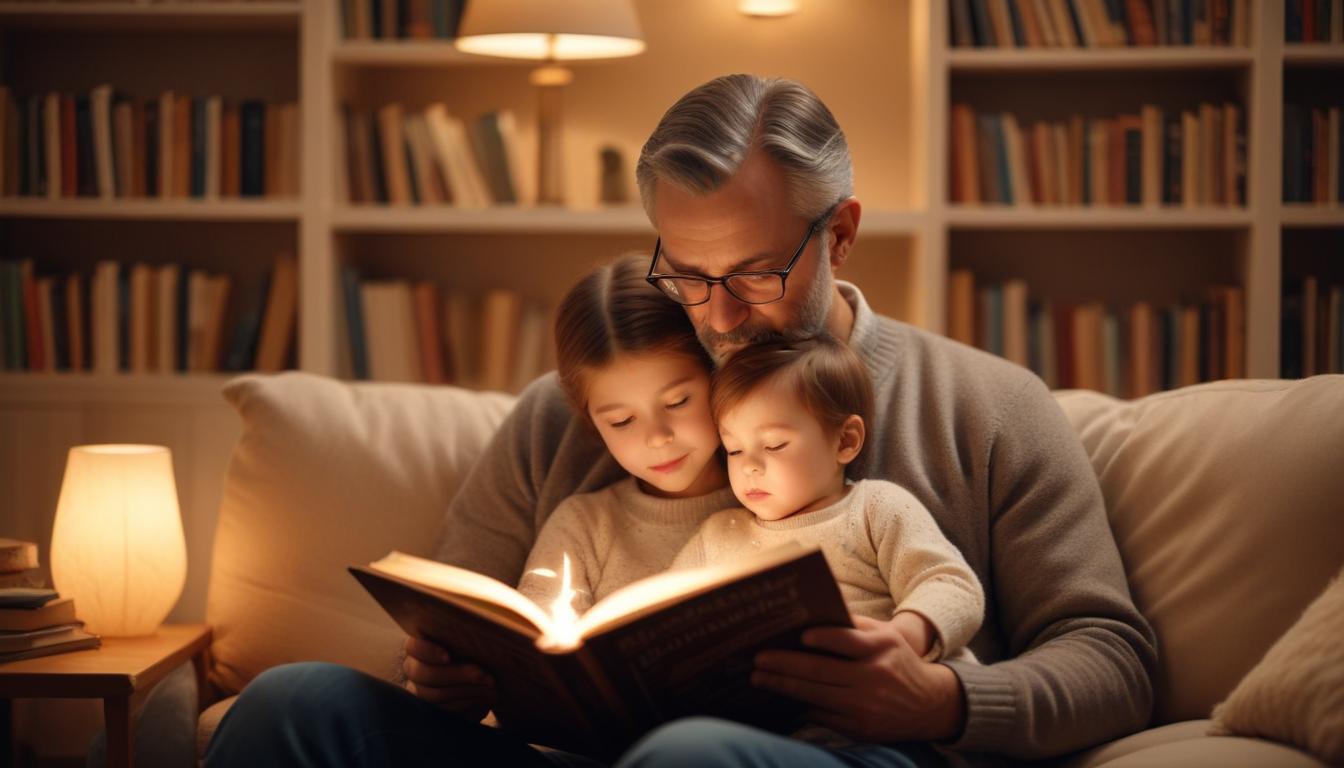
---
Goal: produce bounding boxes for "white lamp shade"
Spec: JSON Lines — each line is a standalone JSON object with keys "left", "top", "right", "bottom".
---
{"left": 739, "top": 0, "right": 800, "bottom": 17}
{"left": 50, "top": 445, "right": 187, "bottom": 637}
{"left": 455, "top": 0, "right": 645, "bottom": 60}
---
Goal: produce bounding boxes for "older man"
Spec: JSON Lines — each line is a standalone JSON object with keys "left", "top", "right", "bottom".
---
{"left": 206, "top": 75, "right": 1156, "bottom": 768}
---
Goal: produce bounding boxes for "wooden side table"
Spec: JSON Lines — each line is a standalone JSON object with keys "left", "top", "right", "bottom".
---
{"left": 0, "top": 623, "right": 211, "bottom": 768}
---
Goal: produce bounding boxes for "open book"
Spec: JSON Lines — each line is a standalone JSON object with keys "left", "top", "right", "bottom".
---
{"left": 350, "top": 542, "right": 850, "bottom": 757}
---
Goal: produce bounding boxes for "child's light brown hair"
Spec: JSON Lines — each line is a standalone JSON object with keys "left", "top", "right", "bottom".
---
{"left": 710, "top": 334, "right": 873, "bottom": 476}
{"left": 555, "top": 253, "right": 712, "bottom": 417}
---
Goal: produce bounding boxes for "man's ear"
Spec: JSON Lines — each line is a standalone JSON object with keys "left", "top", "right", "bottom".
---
{"left": 835, "top": 414, "right": 865, "bottom": 466}
{"left": 826, "top": 197, "right": 862, "bottom": 270}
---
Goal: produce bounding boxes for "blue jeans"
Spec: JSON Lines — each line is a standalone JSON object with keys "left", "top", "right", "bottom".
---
{"left": 203, "top": 662, "right": 937, "bottom": 768}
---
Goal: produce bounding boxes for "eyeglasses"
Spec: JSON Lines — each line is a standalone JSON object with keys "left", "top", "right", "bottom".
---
{"left": 645, "top": 210, "right": 831, "bottom": 307}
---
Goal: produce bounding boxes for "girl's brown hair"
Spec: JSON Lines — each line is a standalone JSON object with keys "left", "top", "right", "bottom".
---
{"left": 710, "top": 334, "right": 873, "bottom": 476}
{"left": 555, "top": 253, "right": 712, "bottom": 416}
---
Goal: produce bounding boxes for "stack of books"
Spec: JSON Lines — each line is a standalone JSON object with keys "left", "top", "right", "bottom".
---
{"left": 343, "top": 103, "right": 524, "bottom": 207}
{"left": 0, "top": 255, "right": 298, "bottom": 375}
{"left": 1286, "top": 1, "right": 1344, "bottom": 42}
{"left": 0, "top": 539, "right": 99, "bottom": 663}
{"left": 343, "top": 267, "right": 551, "bottom": 393}
{"left": 0, "top": 85, "right": 300, "bottom": 201}
{"left": 1282, "top": 103, "right": 1344, "bottom": 206}
{"left": 950, "top": 102, "right": 1246, "bottom": 207}
{"left": 339, "top": 0, "right": 466, "bottom": 40}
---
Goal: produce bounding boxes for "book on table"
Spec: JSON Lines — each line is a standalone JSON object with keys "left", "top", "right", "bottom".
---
{"left": 350, "top": 542, "right": 850, "bottom": 758}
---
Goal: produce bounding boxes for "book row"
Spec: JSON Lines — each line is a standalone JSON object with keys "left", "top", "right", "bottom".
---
{"left": 343, "top": 104, "right": 523, "bottom": 207}
{"left": 948, "top": 270, "right": 1247, "bottom": 398}
{"left": 1286, "top": 0, "right": 1344, "bottom": 42}
{"left": 0, "top": 257, "right": 296, "bottom": 375}
{"left": 339, "top": 0, "right": 465, "bottom": 40}
{"left": 949, "top": 0, "right": 1251, "bottom": 49}
{"left": 1282, "top": 104, "right": 1344, "bottom": 205}
{"left": 950, "top": 103, "right": 1246, "bottom": 207}
{"left": 0, "top": 86, "right": 300, "bottom": 200}
{"left": 343, "top": 269, "right": 552, "bottom": 393}
{"left": 1282, "top": 275, "right": 1344, "bottom": 379}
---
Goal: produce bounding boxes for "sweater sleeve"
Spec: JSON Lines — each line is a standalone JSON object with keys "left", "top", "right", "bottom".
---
{"left": 516, "top": 496, "right": 600, "bottom": 616}
{"left": 944, "top": 377, "right": 1158, "bottom": 759}
{"left": 868, "top": 482, "right": 984, "bottom": 660}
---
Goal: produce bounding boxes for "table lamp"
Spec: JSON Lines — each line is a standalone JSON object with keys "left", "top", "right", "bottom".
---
{"left": 50, "top": 444, "right": 187, "bottom": 637}
{"left": 454, "top": 0, "right": 645, "bottom": 205}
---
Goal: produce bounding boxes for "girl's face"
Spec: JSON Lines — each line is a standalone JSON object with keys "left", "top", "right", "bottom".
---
{"left": 585, "top": 352, "right": 726, "bottom": 498}
{"left": 718, "top": 378, "right": 853, "bottom": 521}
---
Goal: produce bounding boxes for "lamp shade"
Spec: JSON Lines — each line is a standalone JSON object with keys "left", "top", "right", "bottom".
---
{"left": 455, "top": 0, "right": 645, "bottom": 60}
{"left": 50, "top": 445, "right": 187, "bottom": 637}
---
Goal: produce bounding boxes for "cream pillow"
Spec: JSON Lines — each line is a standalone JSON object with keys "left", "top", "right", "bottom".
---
{"left": 1053, "top": 376, "right": 1344, "bottom": 724}
{"left": 1209, "top": 569, "right": 1344, "bottom": 764}
{"left": 205, "top": 373, "right": 516, "bottom": 696}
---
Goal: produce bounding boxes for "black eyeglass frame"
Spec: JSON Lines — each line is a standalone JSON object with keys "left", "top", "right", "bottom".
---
{"left": 644, "top": 207, "right": 836, "bottom": 307}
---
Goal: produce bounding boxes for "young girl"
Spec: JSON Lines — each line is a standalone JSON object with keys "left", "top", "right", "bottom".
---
{"left": 672, "top": 334, "right": 984, "bottom": 666}
{"left": 517, "top": 253, "right": 737, "bottom": 614}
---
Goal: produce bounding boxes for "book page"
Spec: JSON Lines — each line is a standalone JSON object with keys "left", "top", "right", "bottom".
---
{"left": 368, "top": 551, "right": 554, "bottom": 636}
{"left": 576, "top": 541, "right": 806, "bottom": 640}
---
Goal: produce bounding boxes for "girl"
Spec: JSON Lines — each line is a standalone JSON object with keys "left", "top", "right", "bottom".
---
{"left": 517, "top": 253, "right": 736, "bottom": 614}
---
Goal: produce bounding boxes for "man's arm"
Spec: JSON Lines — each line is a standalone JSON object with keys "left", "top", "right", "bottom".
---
{"left": 944, "top": 376, "right": 1158, "bottom": 758}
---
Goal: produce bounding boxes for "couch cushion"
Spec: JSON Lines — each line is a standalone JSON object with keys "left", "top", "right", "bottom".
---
{"left": 205, "top": 373, "right": 516, "bottom": 696}
{"left": 1210, "top": 567, "right": 1344, "bottom": 764}
{"left": 196, "top": 695, "right": 237, "bottom": 759}
{"left": 1085, "top": 735, "right": 1325, "bottom": 767}
{"left": 1053, "top": 376, "right": 1344, "bottom": 724}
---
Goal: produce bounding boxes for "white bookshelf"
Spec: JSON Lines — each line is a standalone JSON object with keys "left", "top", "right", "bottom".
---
{"left": 0, "top": 197, "right": 302, "bottom": 221}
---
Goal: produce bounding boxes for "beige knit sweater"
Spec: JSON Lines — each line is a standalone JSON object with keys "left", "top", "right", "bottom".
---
{"left": 671, "top": 479, "right": 983, "bottom": 663}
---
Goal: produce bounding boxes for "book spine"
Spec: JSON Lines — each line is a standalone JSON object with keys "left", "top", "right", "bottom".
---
{"left": 240, "top": 101, "right": 265, "bottom": 197}
{"left": 342, "top": 266, "right": 370, "bottom": 379}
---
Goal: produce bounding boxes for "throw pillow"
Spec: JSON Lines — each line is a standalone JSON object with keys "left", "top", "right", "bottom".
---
{"left": 1208, "top": 568, "right": 1344, "bottom": 764}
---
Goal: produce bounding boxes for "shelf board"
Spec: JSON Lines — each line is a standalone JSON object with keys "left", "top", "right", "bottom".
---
{"left": 331, "top": 205, "right": 927, "bottom": 236}
{"left": 0, "top": 372, "right": 234, "bottom": 406}
{"left": 944, "top": 206, "right": 1253, "bottom": 229}
{"left": 1283, "top": 43, "right": 1344, "bottom": 67}
{"left": 332, "top": 41, "right": 518, "bottom": 67}
{"left": 946, "top": 46, "right": 1253, "bottom": 72}
{"left": 0, "top": 1, "right": 300, "bottom": 31}
{"left": 1281, "top": 205, "right": 1344, "bottom": 227}
{"left": 0, "top": 198, "right": 301, "bottom": 222}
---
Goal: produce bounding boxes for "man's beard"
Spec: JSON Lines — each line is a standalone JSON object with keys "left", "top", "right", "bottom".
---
{"left": 697, "top": 241, "right": 834, "bottom": 365}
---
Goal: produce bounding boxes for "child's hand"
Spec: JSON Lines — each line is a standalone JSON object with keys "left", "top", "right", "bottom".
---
{"left": 891, "top": 610, "right": 936, "bottom": 659}
{"left": 403, "top": 636, "right": 496, "bottom": 721}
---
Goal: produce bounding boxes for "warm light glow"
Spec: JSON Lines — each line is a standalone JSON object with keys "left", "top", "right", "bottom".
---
{"left": 547, "top": 554, "right": 582, "bottom": 648}
{"left": 50, "top": 445, "right": 187, "bottom": 637}
{"left": 739, "top": 0, "right": 799, "bottom": 17}
{"left": 455, "top": 33, "right": 645, "bottom": 60}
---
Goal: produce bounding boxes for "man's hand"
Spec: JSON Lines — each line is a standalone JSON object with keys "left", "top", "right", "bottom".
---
{"left": 403, "top": 636, "right": 496, "bottom": 721}
{"left": 752, "top": 614, "right": 967, "bottom": 743}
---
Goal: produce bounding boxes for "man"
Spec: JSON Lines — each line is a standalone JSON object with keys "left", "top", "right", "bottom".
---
{"left": 206, "top": 75, "right": 1156, "bottom": 768}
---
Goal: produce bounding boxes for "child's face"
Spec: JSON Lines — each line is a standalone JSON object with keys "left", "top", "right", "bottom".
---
{"left": 586, "top": 352, "right": 725, "bottom": 498}
{"left": 718, "top": 379, "right": 850, "bottom": 521}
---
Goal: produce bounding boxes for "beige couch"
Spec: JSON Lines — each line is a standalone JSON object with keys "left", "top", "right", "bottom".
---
{"left": 196, "top": 373, "right": 1344, "bottom": 765}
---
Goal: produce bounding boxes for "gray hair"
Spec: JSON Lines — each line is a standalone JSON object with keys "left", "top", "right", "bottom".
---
{"left": 636, "top": 74, "right": 853, "bottom": 223}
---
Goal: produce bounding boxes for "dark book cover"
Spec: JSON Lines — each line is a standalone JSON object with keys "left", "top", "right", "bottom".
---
{"left": 1124, "top": 125, "right": 1142, "bottom": 204}
{"left": 1054, "top": 302, "right": 1076, "bottom": 389}
{"left": 240, "top": 101, "right": 265, "bottom": 197}
{"left": 342, "top": 266, "right": 370, "bottom": 379}
{"left": 223, "top": 272, "right": 271, "bottom": 372}
{"left": 1283, "top": 104, "right": 1302, "bottom": 203}
{"left": 117, "top": 268, "right": 129, "bottom": 372}
{"left": 145, "top": 100, "right": 160, "bottom": 197}
{"left": 1104, "top": 0, "right": 1131, "bottom": 45}
{"left": 469, "top": 112, "right": 517, "bottom": 204}
{"left": 176, "top": 265, "right": 190, "bottom": 372}
{"left": 404, "top": 138, "right": 421, "bottom": 204}
{"left": 17, "top": 98, "right": 28, "bottom": 196}
{"left": 975, "top": 114, "right": 998, "bottom": 204}
{"left": 1282, "top": 285, "right": 1303, "bottom": 378}
{"left": 1, "top": 263, "right": 20, "bottom": 369}
{"left": 1082, "top": 120, "right": 1093, "bottom": 206}
{"left": 1067, "top": 0, "right": 1089, "bottom": 46}
{"left": 970, "top": 0, "right": 996, "bottom": 46}
{"left": 369, "top": 111, "right": 389, "bottom": 204}
{"left": 75, "top": 94, "right": 95, "bottom": 197}
{"left": 191, "top": 96, "right": 207, "bottom": 198}
{"left": 991, "top": 115, "right": 1012, "bottom": 204}
{"left": 1163, "top": 305, "right": 1181, "bottom": 390}
{"left": 1287, "top": 0, "right": 1303, "bottom": 42}
{"left": 51, "top": 277, "right": 68, "bottom": 371}
{"left": 1006, "top": 0, "right": 1026, "bottom": 46}
{"left": 350, "top": 545, "right": 849, "bottom": 760}
{"left": 950, "top": 0, "right": 975, "bottom": 46}
{"left": 371, "top": 0, "right": 383, "bottom": 38}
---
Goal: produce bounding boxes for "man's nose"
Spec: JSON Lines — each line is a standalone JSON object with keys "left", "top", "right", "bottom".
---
{"left": 706, "top": 285, "right": 748, "bottom": 334}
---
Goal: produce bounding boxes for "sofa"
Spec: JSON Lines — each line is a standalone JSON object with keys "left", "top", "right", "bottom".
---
{"left": 193, "top": 372, "right": 1344, "bottom": 765}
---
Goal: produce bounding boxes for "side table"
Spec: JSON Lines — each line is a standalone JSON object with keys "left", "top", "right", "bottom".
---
{"left": 0, "top": 623, "right": 211, "bottom": 768}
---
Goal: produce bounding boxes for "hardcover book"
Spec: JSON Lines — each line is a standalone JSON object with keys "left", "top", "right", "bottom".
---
{"left": 350, "top": 543, "right": 850, "bottom": 757}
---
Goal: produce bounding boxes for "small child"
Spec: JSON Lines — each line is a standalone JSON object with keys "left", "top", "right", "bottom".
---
{"left": 517, "top": 254, "right": 736, "bottom": 615}
{"left": 672, "top": 334, "right": 983, "bottom": 665}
